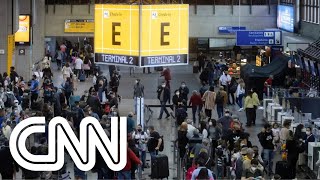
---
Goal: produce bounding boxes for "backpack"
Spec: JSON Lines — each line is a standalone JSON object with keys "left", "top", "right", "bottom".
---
{"left": 215, "top": 92, "right": 224, "bottom": 105}
{"left": 159, "top": 136, "right": 164, "bottom": 152}
{"left": 4, "top": 93, "right": 15, "bottom": 108}
{"left": 186, "top": 166, "right": 197, "bottom": 180}
{"left": 229, "top": 83, "right": 238, "bottom": 93}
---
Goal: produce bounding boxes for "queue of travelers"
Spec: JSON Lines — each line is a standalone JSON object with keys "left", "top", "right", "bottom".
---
{"left": 0, "top": 49, "right": 316, "bottom": 180}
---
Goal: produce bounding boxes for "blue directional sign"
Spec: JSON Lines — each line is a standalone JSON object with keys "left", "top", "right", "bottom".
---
{"left": 236, "top": 30, "right": 282, "bottom": 46}
{"left": 219, "top": 26, "right": 246, "bottom": 34}
{"left": 277, "top": 5, "right": 295, "bottom": 32}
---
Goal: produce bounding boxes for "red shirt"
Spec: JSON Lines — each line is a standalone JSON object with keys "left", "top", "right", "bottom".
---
{"left": 264, "top": 78, "right": 272, "bottom": 92}
{"left": 161, "top": 69, "right": 171, "bottom": 81}
{"left": 189, "top": 94, "right": 203, "bottom": 107}
{"left": 122, "top": 148, "right": 141, "bottom": 171}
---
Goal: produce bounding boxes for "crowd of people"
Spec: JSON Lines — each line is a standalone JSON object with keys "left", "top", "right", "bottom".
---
{"left": 0, "top": 47, "right": 317, "bottom": 180}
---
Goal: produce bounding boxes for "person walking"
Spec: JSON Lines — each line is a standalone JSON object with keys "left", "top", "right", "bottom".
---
{"left": 236, "top": 79, "right": 245, "bottom": 112}
{"left": 74, "top": 56, "right": 83, "bottom": 78}
{"left": 62, "top": 77, "right": 74, "bottom": 107}
{"left": 133, "top": 79, "right": 144, "bottom": 115}
{"left": 160, "top": 67, "right": 171, "bottom": 89}
{"left": 202, "top": 86, "right": 216, "bottom": 120}
{"left": 244, "top": 90, "right": 255, "bottom": 127}
{"left": 228, "top": 77, "right": 237, "bottom": 105}
{"left": 156, "top": 82, "right": 170, "bottom": 120}
{"left": 197, "top": 52, "right": 206, "bottom": 72}
{"left": 215, "top": 86, "right": 228, "bottom": 118}
{"left": 132, "top": 124, "right": 149, "bottom": 171}
{"left": 189, "top": 90, "right": 203, "bottom": 124}
{"left": 258, "top": 124, "right": 275, "bottom": 176}
{"left": 61, "top": 62, "right": 73, "bottom": 81}
{"left": 219, "top": 70, "right": 231, "bottom": 93}
{"left": 30, "top": 75, "right": 39, "bottom": 108}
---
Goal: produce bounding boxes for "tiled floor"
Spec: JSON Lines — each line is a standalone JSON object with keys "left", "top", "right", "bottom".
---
{"left": 12, "top": 62, "right": 267, "bottom": 179}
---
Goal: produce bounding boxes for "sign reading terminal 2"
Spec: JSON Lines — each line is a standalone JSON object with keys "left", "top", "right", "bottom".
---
{"left": 94, "top": 4, "right": 189, "bottom": 67}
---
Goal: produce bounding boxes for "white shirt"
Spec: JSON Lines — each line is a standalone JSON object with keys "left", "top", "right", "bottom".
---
{"left": 75, "top": 58, "right": 83, "bottom": 70}
{"left": 2, "top": 125, "right": 12, "bottom": 140}
{"left": 236, "top": 84, "right": 245, "bottom": 97}
{"left": 187, "top": 124, "right": 196, "bottom": 139}
{"left": 202, "top": 129, "right": 208, "bottom": 139}
{"left": 219, "top": 73, "right": 231, "bottom": 86}
{"left": 62, "top": 66, "right": 73, "bottom": 76}
{"left": 132, "top": 131, "right": 149, "bottom": 151}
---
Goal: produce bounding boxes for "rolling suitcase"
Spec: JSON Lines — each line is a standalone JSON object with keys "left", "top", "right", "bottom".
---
{"left": 78, "top": 71, "right": 86, "bottom": 82}
{"left": 275, "top": 161, "right": 292, "bottom": 179}
{"left": 151, "top": 154, "right": 169, "bottom": 179}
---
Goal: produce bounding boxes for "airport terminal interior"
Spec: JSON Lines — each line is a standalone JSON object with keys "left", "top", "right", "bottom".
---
{"left": 1, "top": 0, "right": 320, "bottom": 179}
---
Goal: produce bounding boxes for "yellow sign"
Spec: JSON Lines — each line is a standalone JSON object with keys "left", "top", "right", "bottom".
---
{"left": 140, "top": 5, "right": 189, "bottom": 66}
{"left": 64, "top": 19, "right": 94, "bottom": 33}
{"left": 94, "top": 4, "right": 189, "bottom": 67}
{"left": 7, "top": 35, "right": 15, "bottom": 73}
{"left": 256, "top": 55, "right": 262, "bottom": 66}
{"left": 15, "top": 15, "right": 30, "bottom": 44}
{"left": 95, "top": 4, "right": 140, "bottom": 66}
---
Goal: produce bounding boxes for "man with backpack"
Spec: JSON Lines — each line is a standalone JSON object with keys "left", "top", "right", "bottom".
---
{"left": 215, "top": 86, "right": 227, "bottom": 118}
{"left": 190, "top": 156, "right": 215, "bottom": 180}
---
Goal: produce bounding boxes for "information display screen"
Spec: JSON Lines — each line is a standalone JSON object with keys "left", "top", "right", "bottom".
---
{"left": 15, "top": 15, "right": 30, "bottom": 45}
{"left": 277, "top": 5, "right": 295, "bottom": 32}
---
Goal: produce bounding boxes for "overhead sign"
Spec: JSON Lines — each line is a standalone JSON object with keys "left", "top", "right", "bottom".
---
{"left": 64, "top": 19, "right": 94, "bottom": 33}
{"left": 15, "top": 15, "right": 30, "bottom": 45}
{"left": 140, "top": 4, "right": 189, "bottom": 67}
{"left": 236, "top": 30, "right": 282, "bottom": 46}
{"left": 277, "top": 5, "right": 294, "bottom": 33}
{"left": 7, "top": 35, "right": 15, "bottom": 73}
{"left": 218, "top": 26, "right": 246, "bottom": 34}
{"left": 94, "top": 5, "right": 139, "bottom": 66}
{"left": 94, "top": 4, "right": 189, "bottom": 67}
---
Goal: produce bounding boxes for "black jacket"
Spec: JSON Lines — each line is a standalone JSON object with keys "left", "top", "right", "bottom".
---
{"left": 157, "top": 86, "right": 170, "bottom": 102}
{"left": 258, "top": 131, "right": 274, "bottom": 150}
{"left": 178, "top": 87, "right": 189, "bottom": 101}
{"left": 172, "top": 95, "right": 184, "bottom": 106}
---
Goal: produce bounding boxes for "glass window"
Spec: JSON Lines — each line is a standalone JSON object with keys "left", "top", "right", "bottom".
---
{"left": 302, "top": 0, "right": 320, "bottom": 24}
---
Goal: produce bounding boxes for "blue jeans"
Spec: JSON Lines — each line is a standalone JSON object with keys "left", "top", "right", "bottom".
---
{"left": 263, "top": 149, "right": 274, "bottom": 174}
{"left": 217, "top": 165, "right": 223, "bottom": 179}
{"left": 217, "top": 105, "right": 224, "bottom": 118}
{"left": 159, "top": 101, "right": 169, "bottom": 119}
{"left": 150, "top": 150, "right": 157, "bottom": 164}
{"left": 236, "top": 94, "right": 244, "bottom": 108}
{"left": 117, "top": 170, "right": 131, "bottom": 180}
{"left": 140, "top": 150, "right": 146, "bottom": 171}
